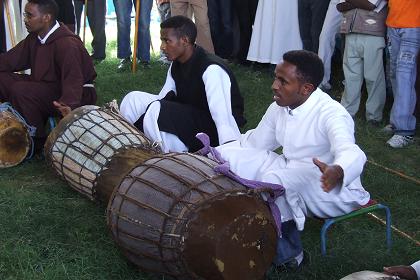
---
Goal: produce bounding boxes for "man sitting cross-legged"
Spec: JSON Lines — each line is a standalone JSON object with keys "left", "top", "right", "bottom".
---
{"left": 0, "top": 0, "right": 97, "bottom": 152}
{"left": 120, "top": 15, "right": 246, "bottom": 153}
{"left": 214, "top": 50, "right": 370, "bottom": 269}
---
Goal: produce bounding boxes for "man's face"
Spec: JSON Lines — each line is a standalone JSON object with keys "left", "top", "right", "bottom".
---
{"left": 23, "top": 3, "right": 49, "bottom": 34}
{"left": 160, "top": 28, "right": 188, "bottom": 62}
{"left": 272, "top": 61, "right": 310, "bottom": 109}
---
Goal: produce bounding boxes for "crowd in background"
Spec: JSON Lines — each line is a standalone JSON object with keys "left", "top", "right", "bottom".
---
{"left": 0, "top": 0, "right": 419, "bottom": 148}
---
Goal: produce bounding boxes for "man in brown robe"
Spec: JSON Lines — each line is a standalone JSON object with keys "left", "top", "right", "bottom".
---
{"left": 0, "top": 0, "right": 96, "bottom": 151}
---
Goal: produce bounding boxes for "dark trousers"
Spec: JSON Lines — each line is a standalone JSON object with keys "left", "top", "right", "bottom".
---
{"left": 232, "top": 0, "right": 259, "bottom": 63}
{"left": 298, "top": 0, "right": 330, "bottom": 52}
{"left": 75, "top": 0, "right": 107, "bottom": 59}
{"left": 207, "top": 0, "right": 234, "bottom": 58}
{"left": 0, "top": 73, "right": 60, "bottom": 137}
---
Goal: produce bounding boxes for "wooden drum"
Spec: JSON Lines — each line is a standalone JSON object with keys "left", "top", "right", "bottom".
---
{"left": 44, "top": 105, "right": 161, "bottom": 202}
{"left": 107, "top": 152, "right": 277, "bottom": 280}
{"left": 0, "top": 110, "right": 31, "bottom": 168}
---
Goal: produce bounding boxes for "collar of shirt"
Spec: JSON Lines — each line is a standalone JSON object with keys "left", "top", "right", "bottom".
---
{"left": 38, "top": 21, "right": 60, "bottom": 44}
{"left": 285, "top": 88, "right": 321, "bottom": 117}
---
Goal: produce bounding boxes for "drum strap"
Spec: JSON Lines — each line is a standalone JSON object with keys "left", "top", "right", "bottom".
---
{"left": 196, "top": 132, "right": 284, "bottom": 237}
{"left": 0, "top": 102, "right": 36, "bottom": 159}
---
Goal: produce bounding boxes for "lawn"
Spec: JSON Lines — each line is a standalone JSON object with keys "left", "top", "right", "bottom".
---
{"left": 1, "top": 42, "right": 419, "bottom": 280}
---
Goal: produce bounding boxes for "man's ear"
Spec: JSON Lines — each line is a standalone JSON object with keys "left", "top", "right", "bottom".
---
{"left": 180, "top": 35, "right": 190, "bottom": 46}
{"left": 43, "top": 13, "right": 52, "bottom": 24}
{"left": 301, "top": 83, "right": 315, "bottom": 96}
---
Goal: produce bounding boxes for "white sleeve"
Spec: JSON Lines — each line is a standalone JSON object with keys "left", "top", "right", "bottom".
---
{"left": 239, "top": 102, "right": 281, "bottom": 150}
{"left": 157, "top": 63, "right": 176, "bottom": 98}
{"left": 411, "top": 261, "right": 420, "bottom": 280}
{"left": 202, "top": 64, "right": 241, "bottom": 144}
{"left": 324, "top": 106, "right": 367, "bottom": 187}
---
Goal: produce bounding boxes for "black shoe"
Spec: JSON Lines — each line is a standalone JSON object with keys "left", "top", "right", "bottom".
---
{"left": 273, "top": 250, "right": 310, "bottom": 274}
{"left": 136, "top": 59, "right": 151, "bottom": 69}
{"left": 117, "top": 58, "right": 132, "bottom": 72}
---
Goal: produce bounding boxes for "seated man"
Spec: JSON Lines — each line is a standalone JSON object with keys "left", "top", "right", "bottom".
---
{"left": 120, "top": 15, "right": 246, "bottom": 153}
{"left": 0, "top": 0, "right": 97, "bottom": 151}
{"left": 215, "top": 50, "right": 370, "bottom": 268}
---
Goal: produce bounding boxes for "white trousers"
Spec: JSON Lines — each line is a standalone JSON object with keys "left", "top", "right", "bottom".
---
{"left": 120, "top": 91, "right": 188, "bottom": 152}
{"left": 318, "top": 0, "right": 342, "bottom": 87}
{"left": 216, "top": 142, "right": 370, "bottom": 230}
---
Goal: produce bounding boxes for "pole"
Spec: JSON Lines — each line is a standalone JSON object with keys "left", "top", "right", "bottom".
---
{"left": 132, "top": 0, "right": 140, "bottom": 73}
{"left": 82, "top": 0, "right": 88, "bottom": 45}
{"left": 4, "top": 0, "right": 17, "bottom": 48}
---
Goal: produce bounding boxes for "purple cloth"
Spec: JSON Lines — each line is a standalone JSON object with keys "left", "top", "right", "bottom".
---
{"left": 196, "top": 133, "right": 285, "bottom": 237}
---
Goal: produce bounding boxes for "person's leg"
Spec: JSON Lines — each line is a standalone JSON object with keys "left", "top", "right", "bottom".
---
{"left": 341, "top": 34, "right": 364, "bottom": 117}
{"left": 363, "top": 35, "right": 386, "bottom": 122}
{"left": 158, "top": 2, "right": 171, "bottom": 21}
{"left": 135, "top": 0, "right": 153, "bottom": 63}
{"left": 217, "top": 0, "right": 233, "bottom": 58}
{"left": 170, "top": 0, "right": 189, "bottom": 17}
{"left": 120, "top": 91, "right": 160, "bottom": 124}
{"left": 113, "top": 0, "right": 132, "bottom": 59}
{"left": 190, "top": 0, "right": 215, "bottom": 53}
{"left": 206, "top": 0, "right": 220, "bottom": 53}
{"left": 232, "top": 0, "right": 258, "bottom": 63}
{"left": 7, "top": 80, "right": 60, "bottom": 138}
{"left": 73, "top": 1, "right": 83, "bottom": 35}
{"left": 88, "top": 0, "right": 107, "bottom": 60}
{"left": 309, "top": 0, "right": 330, "bottom": 53}
{"left": 298, "top": 0, "right": 313, "bottom": 51}
{"left": 318, "top": 0, "right": 341, "bottom": 89}
{"left": 389, "top": 27, "right": 420, "bottom": 136}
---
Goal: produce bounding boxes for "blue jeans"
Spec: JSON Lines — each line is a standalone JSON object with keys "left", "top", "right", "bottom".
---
{"left": 388, "top": 27, "right": 420, "bottom": 135}
{"left": 113, "top": 0, "right": 153, "bottom": 62}
{"left": 274, "top": 220, "right": 303, "bottom": 265}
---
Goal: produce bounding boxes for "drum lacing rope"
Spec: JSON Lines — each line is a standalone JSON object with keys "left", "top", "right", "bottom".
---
{"left": 196, "top": 132, "right": 285, "bottom": 237}
{"left": 0, "top": 102, "right": 36, "bottom": 159}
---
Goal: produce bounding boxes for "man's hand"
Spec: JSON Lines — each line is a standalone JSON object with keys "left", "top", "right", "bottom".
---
{"left": 53, "top": 101, "right": 71, "bottom": 117}
{"left": 383, "top": 265, "right": 417, "bottom": 280}
{"left": 313, "top": 158, "right": 344, "bottom": 192}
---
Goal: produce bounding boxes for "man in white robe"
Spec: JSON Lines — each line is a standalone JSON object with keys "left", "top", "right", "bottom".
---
{"left": 215, "top": 50, "right": 370, "bottom": 268}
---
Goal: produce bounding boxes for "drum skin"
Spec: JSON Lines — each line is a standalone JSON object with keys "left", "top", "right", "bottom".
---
{"left": 0, "top": 110, "right": 31, "bottom": 168}
{"left": 107, "top": 153, "right": 277, "bottom": 280}
{"left": 44, "top": 105, "right": 161, "bottom": 202}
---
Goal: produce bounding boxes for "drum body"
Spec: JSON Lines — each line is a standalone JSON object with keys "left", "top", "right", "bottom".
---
{"left": 0, "top": 110, "right": 31, "bottom": 168}
{"left": 44, "top": 105, "right": 161, "bottom": 201}
{"left": 107, "top": 153, "right": 277, "bottom": 280}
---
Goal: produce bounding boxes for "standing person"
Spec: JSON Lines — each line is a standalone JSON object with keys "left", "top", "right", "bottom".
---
{"left": 74, "top": 0, "right": 107, "bottom": 62}
{"left": 156, "top": 0, "right": 171, "bottom": 64}
{"left": 113, "top": 0, "right": 153, "bottom": 71}
{"left": 298, "top": 0, "right": 330, "bottom": 52}
{"left": 338, "top": 0, "right": 387, "bottom": 125}
{"left": 55, "top": 0, "right": 76, "bottom": 32}
{"left": 384, "top": 0, "right": 420, "bottom": 148}
{"left": 170, "top": 0, "right": 215, "bottom": 54}
{"left": 232, "top": 0, "right": 258, "bottom": 65}
{"left": 214, "top": 50, "right": 370, "bottom": 269}
{"left": 0, "top": 0, "right": 97, "bottom": 151}
{"left": 247, "top": 0, "right": 302, "bottom": 65}
{"left": 120, "top": 16, "right": 246, "bottom": 153}
{"left": 207, "top": 0, "right": 233, "bottom": 59}
{"left": 318, "top": 0, "right": 342, "bottom": 91}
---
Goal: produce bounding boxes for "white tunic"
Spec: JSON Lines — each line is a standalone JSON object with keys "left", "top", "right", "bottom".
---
{"left": 247, "top": 0, "right": 302, "bottom": 64}
{"left": 120, "top": 64, "right": 241, "bottom": 152}
{"left": 216, "top": 89, "right": 370, "bottom": 230}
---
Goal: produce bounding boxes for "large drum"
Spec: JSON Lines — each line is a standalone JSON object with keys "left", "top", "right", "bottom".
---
{"left": 107, "top": 153, "right": 277, "bottom": 280}
{"left": 44, "top": 105, "right": 161, "bottom": 201}
{"left": 0, "top": 109, "right": 31, "bottom": 168}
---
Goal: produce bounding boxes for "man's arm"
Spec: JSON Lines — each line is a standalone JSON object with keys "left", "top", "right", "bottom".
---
{"left": 0, "top": 37, "right": 31, "bottom": 72}
{"left": 157, "top": 63, "right": 177, "bottom": 99}
{"left": 202, "top": 65, "right": 241, "bottom": 144}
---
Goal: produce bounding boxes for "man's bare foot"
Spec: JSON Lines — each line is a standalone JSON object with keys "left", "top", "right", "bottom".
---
{"left": 383, "top": 265, "right": 417, "bottom": 280}
{"left": 53, "top": 101, "right": 71, "bottom": 117}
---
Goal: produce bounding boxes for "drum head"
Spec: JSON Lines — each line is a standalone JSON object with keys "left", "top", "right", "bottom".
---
{"left": 0, "top": 111, "right": 31, "bottom": 168}
{"left": 183, "top": 194, "right": 277, "bottom": 280}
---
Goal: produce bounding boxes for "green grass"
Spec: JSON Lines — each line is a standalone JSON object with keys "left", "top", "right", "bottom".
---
{"left": 1, "top": 47, "right": 419, "bottom": 280}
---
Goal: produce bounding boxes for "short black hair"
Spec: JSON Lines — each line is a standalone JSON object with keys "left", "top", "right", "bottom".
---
{"left": 160, "top": 16, "right": 197, "bottom": 44}
{"left": 283, "top": 50, "right": 324, "bottom": 88}
{"left": 28, "top": 0, "right": 58, "bottom": 21}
